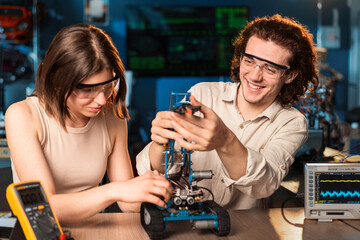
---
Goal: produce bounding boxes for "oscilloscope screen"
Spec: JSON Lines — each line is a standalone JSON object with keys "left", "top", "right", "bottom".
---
{"left": 315, "top": 172, "right": 360, "bottom": 204}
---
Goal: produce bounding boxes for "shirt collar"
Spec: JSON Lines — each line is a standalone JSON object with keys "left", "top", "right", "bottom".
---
{"left": 258, "top": 98, "right": 284, "bottom": 121}
{"left": 222, "top": 82, "right": 240, "bottom": 102}
{"left": 221, "top": 82, "right": 284, "bottom": 121}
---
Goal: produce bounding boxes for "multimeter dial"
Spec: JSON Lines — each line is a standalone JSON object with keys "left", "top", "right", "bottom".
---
{"left": 6, "top": 181, "right": 65, "bottom": 240}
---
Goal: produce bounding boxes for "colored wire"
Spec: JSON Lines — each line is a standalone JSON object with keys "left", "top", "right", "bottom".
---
{"left": 341, "top": 154, "right": 360, "bottom": 163}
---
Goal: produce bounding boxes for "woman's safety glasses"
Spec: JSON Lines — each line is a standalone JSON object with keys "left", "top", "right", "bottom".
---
{"left": 74, "top": 75, "right": 119, "bottom": 99}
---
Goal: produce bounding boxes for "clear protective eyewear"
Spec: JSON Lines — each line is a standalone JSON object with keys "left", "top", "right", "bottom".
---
{"left": 240, "top": 52, "right": 290, "bottom": 79}
{"left": 74, "top": 75, "right": 119, "bottom": 99}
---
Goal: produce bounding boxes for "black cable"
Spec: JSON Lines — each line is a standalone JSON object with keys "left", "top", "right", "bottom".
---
{"left": 280, "top": 195, "right": 304, "bottom": 228}
{"left": 281, "top": 194, "right": 360, "bottom": 233}
{"left": 197, "top": 186, "right": 215, "bottom": 208}
{"left": 339, "top": 219, "right": 360, "bottom": 232}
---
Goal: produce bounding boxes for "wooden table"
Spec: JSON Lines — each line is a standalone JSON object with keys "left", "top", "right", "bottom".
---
{"left": 63, "top": 208, "right": 360, "bottom": 240}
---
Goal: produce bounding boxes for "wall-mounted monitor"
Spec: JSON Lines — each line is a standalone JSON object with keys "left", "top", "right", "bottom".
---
{"left": 125, "top": 6, "right": 249, "bottom": 77}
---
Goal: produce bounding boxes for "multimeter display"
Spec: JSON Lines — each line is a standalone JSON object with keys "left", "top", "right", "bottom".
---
{"left": 18, "top": 186, "right": 46, "bottom": 206}
{"left": 6, "top": 181, "right": 65, "bottom": 240}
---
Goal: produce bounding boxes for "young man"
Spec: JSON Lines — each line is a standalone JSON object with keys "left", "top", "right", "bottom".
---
{"left": 136, "top": 14, "right": 318, "bottom": 209}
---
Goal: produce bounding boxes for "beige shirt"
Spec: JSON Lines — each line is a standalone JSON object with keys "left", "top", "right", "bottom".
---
{"left": 12, "top": 97, "right": 111, "bottom": 194}
{"left": 137, "top": 81, "right": 308, "bottom": 210}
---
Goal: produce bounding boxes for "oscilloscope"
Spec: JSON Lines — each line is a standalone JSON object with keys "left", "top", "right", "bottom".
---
{"left": 304, "top": 163, "right": 360, "bottom": 222}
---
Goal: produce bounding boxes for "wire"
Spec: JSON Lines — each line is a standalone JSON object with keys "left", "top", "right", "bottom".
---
{"left": 339, "top": 219, "right": 360, "bottom": 232}
{"left": 347, "top": 141, "right": 360, "bottom": 153}
{"left": 197, "top": 186, "right": 215, "bottom": 208}
{"left": 281, "top": 191, "right": 360, "bottom": 233}
{"left": 180, "top": 176, "right": 189, "bottom": 186}
{"left": 170, "top": 179, "right": 185, "bottom": 189}
{"left": 341, "top": 154, "right": 360, "bottom": 163}
{"left": 280, "top": 195, "right": 304, "bottom": 228}
{"left": 328, "top": 142, "right": 360, "bottom": 158}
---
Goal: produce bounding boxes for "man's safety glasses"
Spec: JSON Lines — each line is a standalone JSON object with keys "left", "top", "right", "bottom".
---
{"left": 240, "top": 52, "right": 290, "bottom": 79}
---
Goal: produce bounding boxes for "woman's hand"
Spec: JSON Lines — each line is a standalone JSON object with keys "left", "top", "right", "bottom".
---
{"left": 117, "top": 170, "right": 172, "bottom": 208}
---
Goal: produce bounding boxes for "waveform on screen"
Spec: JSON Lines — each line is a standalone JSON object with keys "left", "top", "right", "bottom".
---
{"left": 320, "top": 190, "right": 360, "bottom": 198}
{"left": 320, "top": 180, "right": 360, "bottom": 183}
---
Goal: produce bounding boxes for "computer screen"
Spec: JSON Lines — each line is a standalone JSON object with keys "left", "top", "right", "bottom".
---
{"left": 125, "top": 6, "right": 249, "bottom": 77}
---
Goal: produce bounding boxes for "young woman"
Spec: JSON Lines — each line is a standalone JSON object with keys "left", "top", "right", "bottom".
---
{"left": 5, "top": 24, "right": 172, "bottom": 224}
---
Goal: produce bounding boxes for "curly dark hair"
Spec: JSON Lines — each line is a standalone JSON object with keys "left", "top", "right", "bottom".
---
{"left": 33, "top": 23, "right": 129, "bottom": 129}
{"left": 230, "top": 14, "right": 318, "bottom": 106}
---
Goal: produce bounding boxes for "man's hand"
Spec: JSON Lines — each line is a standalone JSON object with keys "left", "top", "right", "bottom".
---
{"left": 150, "top": 110, "right": 179, "bottom": 146}
{"left": 170, "top": 95, "right": 235, "bottom": 152}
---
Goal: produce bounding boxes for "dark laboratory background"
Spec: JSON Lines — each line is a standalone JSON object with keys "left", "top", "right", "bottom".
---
{"left": 0, "top": 0, "right": 359, "bottom": 198}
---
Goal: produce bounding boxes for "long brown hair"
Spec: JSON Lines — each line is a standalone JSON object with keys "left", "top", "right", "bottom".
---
{"left": 231, "top": 14, "right": 319, "bottom": 106}
{"left": 33, "top": 23, "right": 129, "bottom": 128}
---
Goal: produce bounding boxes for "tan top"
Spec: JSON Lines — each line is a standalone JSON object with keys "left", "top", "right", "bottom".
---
{"left": 12, "top": 97, "right": 111, "bottom": 193}
{"left": 137, "top": 81, "right": 308, "bottom": 209}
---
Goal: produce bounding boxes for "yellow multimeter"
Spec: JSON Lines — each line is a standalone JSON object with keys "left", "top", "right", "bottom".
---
{"left": 6, "top": 181, "right": 66, "bottom": 240}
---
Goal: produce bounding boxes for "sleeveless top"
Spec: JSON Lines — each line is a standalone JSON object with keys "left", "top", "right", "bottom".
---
{"left": 12, "top": 97, "right": 112, "bottom": 194}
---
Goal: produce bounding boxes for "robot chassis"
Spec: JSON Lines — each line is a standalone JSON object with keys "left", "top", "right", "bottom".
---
{"left": 140, "top": 93, "right": 231, "bottom": 239}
